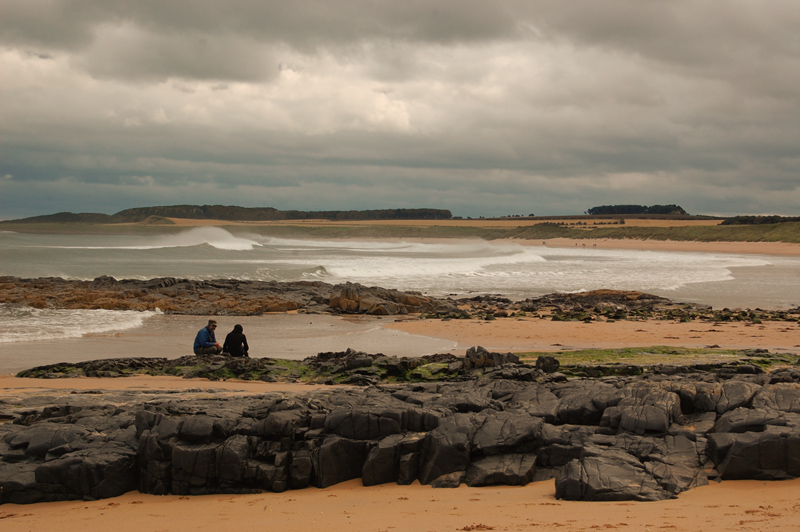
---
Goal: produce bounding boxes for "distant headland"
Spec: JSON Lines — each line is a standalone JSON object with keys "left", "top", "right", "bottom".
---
{"left": 2, "top": 204, "right": 799, "bottom": 245}
{"left": 2, "top": 205, "right": 454, "bottom": 224}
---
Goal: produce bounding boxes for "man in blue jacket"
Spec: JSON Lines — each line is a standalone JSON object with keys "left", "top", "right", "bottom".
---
{"left": 194, "top": 319, "right": 222, "bottom": 355}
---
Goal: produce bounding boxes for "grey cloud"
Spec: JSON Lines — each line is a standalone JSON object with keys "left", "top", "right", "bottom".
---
{"left": 76, "top": 27, "right": 279, "bottom": 82}
{"left": 0, "top": 1, "right": 538, "bottom": 82}
{"left": 1, "top": 1, "right": 799, "bottom": 219}
{"left": 1, "top": 0, "right": 524, "bottom": 51}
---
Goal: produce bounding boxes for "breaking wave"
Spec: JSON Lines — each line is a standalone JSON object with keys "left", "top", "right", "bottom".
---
{"left": 50, "top": 227, "right": 262, "bottom": 251}
{"left": 0, "top": 306, "right": 161, "bottom": 343}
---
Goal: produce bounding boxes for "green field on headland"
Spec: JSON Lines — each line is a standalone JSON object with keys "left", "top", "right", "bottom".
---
{"left": 2, "top": 219, "right": 799, "bottom": 243}
{"left": 505, "top": 221, "right": 800, "bottom": 243}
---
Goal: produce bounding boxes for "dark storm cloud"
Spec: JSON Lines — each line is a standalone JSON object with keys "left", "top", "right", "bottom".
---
{"left": 1, "top": 0, "right": 524, "bottom": 81}
{"left": 1, "top": 1, "right": 798, "bottom": 218}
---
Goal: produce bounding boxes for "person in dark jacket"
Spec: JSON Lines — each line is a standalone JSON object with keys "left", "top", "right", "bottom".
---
{"left": 222, "top": 324, "right": 249, "bottom": 357}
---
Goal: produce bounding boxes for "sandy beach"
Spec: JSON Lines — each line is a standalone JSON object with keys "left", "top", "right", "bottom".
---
{"left": 384, "top": 316, "right": 800, "bottom": 354}
{"left": 3, "top": 312, "right": 797, "bottom": 378}
{"left": 539, "top": 237, "right": 800, "bottom": 257}
{"left": 2, "top": 476, "right": 799, "bottom": 532}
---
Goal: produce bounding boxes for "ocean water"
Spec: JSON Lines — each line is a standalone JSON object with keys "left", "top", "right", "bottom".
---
{"left": 1, "top": 227, "right": 799, "bottom": 346}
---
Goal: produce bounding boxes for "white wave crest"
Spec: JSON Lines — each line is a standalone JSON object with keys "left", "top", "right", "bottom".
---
{"left": 52, "top": 227, "right": 262, "bottom": 251}
{"left": 0, "top": 306, "right": 161, "bottom": 343}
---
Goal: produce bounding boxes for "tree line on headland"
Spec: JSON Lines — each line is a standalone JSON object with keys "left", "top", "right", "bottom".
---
{"left": 6, "top": 204, "right": 799, "bottom": 225}
{"left": 586, "top": 204, "right": 688, "bottom": 216}
{"left": 3, "top": 205, "right": 799, "bottom": 245}
{"left": 5, "top": 205, "right": 454, "bottom": 224}
{"left": 720, "top": 215, "right": 800, "bottom": 225}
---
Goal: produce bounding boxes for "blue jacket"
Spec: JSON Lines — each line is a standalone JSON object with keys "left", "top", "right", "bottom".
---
{"left": 194, "top": 326, "right": 217, "bottom": 350}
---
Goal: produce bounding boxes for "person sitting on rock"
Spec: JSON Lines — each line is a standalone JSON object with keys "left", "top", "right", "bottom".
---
{"left": 193, "top": 319, "right": 222, "bottom": 355}
{"left": 222, "top": 324, "right": 249, "bottom": 357}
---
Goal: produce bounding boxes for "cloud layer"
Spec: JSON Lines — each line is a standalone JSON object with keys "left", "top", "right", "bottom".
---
{"left": 2, "top": 0, "right": 799, "bottom": 218}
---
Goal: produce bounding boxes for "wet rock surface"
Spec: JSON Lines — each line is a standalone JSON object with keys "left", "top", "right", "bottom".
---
{"left": 3, "top": 349, "right": 800, "bottom": 504}
{"left": 0, "top": 276, "right": 460, "bottom": 316}
{"left": 3, "top": 277, "right": 799, "bottom": 322}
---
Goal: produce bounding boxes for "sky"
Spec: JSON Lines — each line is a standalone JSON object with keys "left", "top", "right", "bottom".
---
{"left": 1, "top": 1, "right": 799, "bottom": 220}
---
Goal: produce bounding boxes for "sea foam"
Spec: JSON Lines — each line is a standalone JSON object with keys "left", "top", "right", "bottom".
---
{"left": 46, "top": 227, "right": 262, "bottom": 251}
{"left": 0, "top": 306, "right": 161, "bottom": 343}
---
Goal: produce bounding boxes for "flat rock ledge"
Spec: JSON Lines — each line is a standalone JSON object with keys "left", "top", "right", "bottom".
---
{"left": 3, "top": 348, "right": 800, "bottom": 504}
{"left": 3, "top": 276, "right": 800, "bottom": 322}
{"left": 0, "top": 276, "right": 461, "bottom": 316}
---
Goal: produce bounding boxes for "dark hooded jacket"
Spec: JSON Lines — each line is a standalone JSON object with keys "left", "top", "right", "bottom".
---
{"left": 223, "top": 324, "right": 249, "bottom": 357}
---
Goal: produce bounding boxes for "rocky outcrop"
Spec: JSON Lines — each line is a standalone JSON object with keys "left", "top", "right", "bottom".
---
{"left": 16, "top": 347, "right": 788, "bottom": 385}
{"left": 466, "top": 289, "right": 800, "bottom": 324}
{"left": 3, "top": 351, "right": 800, "bottom": 504}
{"left": 4, "top": 277, "right": 799, "bottom": 323}
{"left": 328, "top": 282, "right": 458, "bottom": 316}
{"left": 15, "top": 347, "right": 527, "bottom": 384}
{"left": 0, "top": 276, "right": 460, "bottom": 316}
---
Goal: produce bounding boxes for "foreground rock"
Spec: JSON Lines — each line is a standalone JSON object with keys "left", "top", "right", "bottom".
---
{"left": 3, "top": 349, "right": 800, "bottom": 504}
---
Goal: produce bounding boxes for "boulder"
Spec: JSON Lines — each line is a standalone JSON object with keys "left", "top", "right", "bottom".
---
{"left": 362, "top": 433, "right": 426, "bottom": 486}
{"left": 464, "top": 454, "right": 537, "bottom": 487}
{"left": 708, "top": 430, "right": 800, "bottom": 480}
{"left": 313, "top": 436, "right": 369, "bottom": 488}
{"left": 555, "top": 447, "right": 672, "bottom": 502}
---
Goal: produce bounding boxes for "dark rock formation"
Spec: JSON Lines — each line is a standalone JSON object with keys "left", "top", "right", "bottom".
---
{"left": 3, "top": 277, "right": 799, "bottom": 325}
{"left": 0, "top": 277, "right": 460, "bottom": 316}
{"left": 3, "top": 349, "right": 800, "bottom": 505}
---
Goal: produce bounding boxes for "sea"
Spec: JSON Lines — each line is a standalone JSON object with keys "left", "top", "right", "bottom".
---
{"left": 1, "top": 227, "right": 799, "bottom": 372}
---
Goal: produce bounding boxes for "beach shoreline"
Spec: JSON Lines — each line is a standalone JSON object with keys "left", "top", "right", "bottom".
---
{"left": 536, "top": 237, "right": 800, "bottom": 256}
{"left": 2, "top": 311, "right": 798, "bottom": 378}
{"left": 384, "top": 315, "right": 800, "bottom": 355}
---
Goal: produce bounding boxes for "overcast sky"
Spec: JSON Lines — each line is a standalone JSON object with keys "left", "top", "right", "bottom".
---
{"left": 2, "top": 1, "right": 799, "bottom": 219}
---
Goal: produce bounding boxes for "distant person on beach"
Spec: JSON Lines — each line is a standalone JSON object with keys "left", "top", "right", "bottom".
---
{"left": 222, "top": 324, "right": 249, "bottom": 357}
{"left": 193, "top": 319, "right": 222, "bottom": 355}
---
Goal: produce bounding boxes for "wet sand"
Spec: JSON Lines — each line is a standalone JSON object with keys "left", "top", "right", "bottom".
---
{"left": 0, "top": 314, "right": 456, "bottom": 377}
{"left": 3, "top": 313, "right": 798, "bottom": 378}
{"left": 384, "top": 316, "right": 800, "bottom": 354}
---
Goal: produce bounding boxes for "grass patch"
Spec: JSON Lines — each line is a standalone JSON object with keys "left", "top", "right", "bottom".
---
{"left": 507, "top": 222, "right": 800, "bottom": 243}
{"left": 408, "top": 362, "right": 451, "bottom": 381}
{"left": 519, "top": 346, "right": 745, "bottom": 366}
